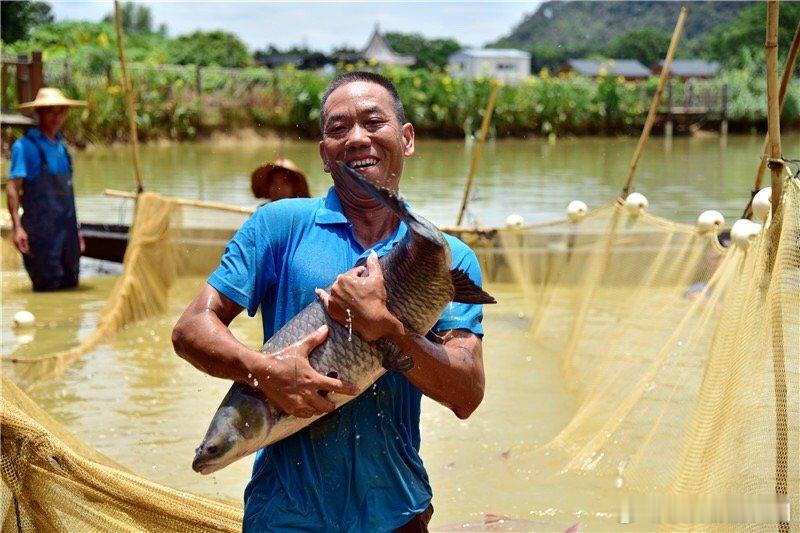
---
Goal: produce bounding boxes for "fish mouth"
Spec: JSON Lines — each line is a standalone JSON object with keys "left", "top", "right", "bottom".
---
{"left": 192, "top": 454, "right": 220, "bottom": 475}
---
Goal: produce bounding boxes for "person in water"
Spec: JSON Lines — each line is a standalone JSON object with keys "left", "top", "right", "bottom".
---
{"left": 6, "top": 88, "right": 86, "bottom": 291}
{"left": 250, "top": 157, "right": 311, "bottom": 202}
{"left": 173, "top": 71, "right": 488, "bottom": 532}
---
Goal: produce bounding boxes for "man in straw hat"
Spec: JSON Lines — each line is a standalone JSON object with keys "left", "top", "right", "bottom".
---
{"left": 6, "top": 87, "right": 86, "bottom": 291}
{"left": 251, "top": 157, "right": 311, "bottom": 202}
{"left": 174, "top": 71, "right": 487, "bottom": 532}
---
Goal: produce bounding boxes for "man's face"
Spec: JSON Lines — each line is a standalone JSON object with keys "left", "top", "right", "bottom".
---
{"left": 36, "top": 106, "right": 68, "bottom": 133}
{"left": 319, "top": 81, "right": 414, "bottom": 191}
{"left": 267, "top": 171, "right": 296, "bottom": 200}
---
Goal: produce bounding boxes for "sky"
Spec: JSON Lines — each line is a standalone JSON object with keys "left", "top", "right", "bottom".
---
{"left": 49, "top": 1, "right": 542, "bottom": 53}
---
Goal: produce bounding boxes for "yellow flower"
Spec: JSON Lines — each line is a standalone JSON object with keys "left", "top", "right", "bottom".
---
{"left": 368, "top": 58, "right": 378, "bottom": 66}
{"left": 598, "top": 67, "right": 608, "bottom": 77}
{"left": 616, "top": 76, "right": 625, "bottom": 85}
{"left": 345, "top": 63, "right": 355, "bottom": 73}
{"left": 413, "top": 77, "right": 421, "bottom": 88}
{"left": 539, "top": 67, "right": 550, "bottom": 79}
{"left": 98, "top": 33, "right": 109, "bottom": 47}
{"left": 107, "top": 85, "right": 121, "bottom": 95}
{"left": 442, "top": 76, "right": 451, "bottom": 85}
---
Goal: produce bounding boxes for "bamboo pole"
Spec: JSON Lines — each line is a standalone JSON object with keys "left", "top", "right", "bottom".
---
{"left": 113, "top": 0, "right": 144, "bottom": 193}
{"left": 765, "top": 3, "right": 789, "bottom": 532}
{"left": 743, "top": 21, "right": 800, "bottom": 219}
{"left": 455, "top": 82, "right": 500, "bottom": 226}
{"left": 619, "top": 6, "right": 688, "bottom": 199}
{"left": 104, "top": 189, "right": 256, "bottom": 214}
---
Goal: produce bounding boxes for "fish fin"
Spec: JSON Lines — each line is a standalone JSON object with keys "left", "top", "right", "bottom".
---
{"left": 450, "top": 269, "right": 497, "bottom": 304}
{"left": 377, "top": 338, "right": 414, "bottom": 373}
{"left": 334, "top": 161, "right": 443, "bottom": 246}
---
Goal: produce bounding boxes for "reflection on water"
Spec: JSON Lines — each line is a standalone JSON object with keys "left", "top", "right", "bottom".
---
{"left": 67, "top": 134, "right": 798, "bottom": 228}
{"left": 1, "top": 278, "right": 618, "bottom": 528}
{"left": 3, "top": 134, "right": 794, "bottom": 528}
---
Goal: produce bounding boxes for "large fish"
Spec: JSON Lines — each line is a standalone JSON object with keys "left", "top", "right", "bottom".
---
{"left": 192, "top": 162, "right": 496, "bottom": 474}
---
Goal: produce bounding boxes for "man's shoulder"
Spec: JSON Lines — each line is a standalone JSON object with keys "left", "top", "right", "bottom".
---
{"left": 252, "top": 196, "right": 324, "bottom": 224}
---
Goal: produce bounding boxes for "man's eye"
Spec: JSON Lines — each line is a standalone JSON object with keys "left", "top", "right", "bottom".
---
{"left": 327, "top": 125, "right": 347, "bottom": 134}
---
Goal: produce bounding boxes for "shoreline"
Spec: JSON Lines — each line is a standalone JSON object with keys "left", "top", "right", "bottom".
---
{"left": 70, "top": 124, "right": 799, "bottom": 151}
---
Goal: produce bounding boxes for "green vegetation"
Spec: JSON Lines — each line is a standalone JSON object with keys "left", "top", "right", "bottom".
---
{"left": 383, "top": 33, "right": 461, "bottom": 70}
{"left": 1, "top": 1, "right": 53, "bottom": 43}
{"left": 2, "top": 1, "right": 798, "bottom": 144}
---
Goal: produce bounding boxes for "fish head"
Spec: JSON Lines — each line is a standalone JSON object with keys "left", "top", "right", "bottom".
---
{"left": 193, "top": 393, "right": 271, "bottom": 475}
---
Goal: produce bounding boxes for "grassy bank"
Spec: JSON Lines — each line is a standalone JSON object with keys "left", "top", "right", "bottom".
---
{"left": 12, "top": 61, "right": 800, "bottom": 145}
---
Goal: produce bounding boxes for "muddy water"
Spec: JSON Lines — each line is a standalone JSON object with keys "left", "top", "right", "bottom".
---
{"left": 3, "top": 134, "right": 796, "bottom": 529}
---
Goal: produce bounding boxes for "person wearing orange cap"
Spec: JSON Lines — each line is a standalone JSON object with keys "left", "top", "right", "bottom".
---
{"left": 250, "top": 157, "right": 311, "bottom": 202}
{"left": 6, "top": 88, "right": 86, "bottom": 291}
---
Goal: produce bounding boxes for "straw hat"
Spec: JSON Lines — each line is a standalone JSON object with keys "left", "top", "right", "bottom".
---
{"left": 17, "top": 88, "right": 86, "bottom": 109}
{"left": 251, "top": 157, "right": 310, "bottom": 200}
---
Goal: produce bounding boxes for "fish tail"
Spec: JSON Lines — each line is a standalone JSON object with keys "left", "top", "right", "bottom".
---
{"left": 335, "top": 162, "right": 443, "bottom": 245}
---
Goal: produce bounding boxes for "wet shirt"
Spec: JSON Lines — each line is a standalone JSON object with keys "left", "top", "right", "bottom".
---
{"left": 208, "top": 186, "right": 485, "bottom": 532}
{"left": 8, "top": 128, "right": 72, "bottom": 180}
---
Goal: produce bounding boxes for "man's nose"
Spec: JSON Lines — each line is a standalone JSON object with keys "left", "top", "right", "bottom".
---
{"left": 344, "top": 123, "right": 370, "bottom": 149}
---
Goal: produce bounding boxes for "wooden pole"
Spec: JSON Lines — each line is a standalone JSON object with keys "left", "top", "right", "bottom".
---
{"left": 765, "top": 4, "right": 789, "bottom": 533}
{"left": 104, "top": 189, "right": 256, "bottom": 214}
{"left": 113, "top": 0, "right": 145, "bottom": 193}
{"left": 756, "top": 21, "right": 799, "bottom": 194}
{"left": 455, "top": 82, "right": 500, "bottom": 227}
{"left": 619, "top": 6, "right": 687, "bottom": 199}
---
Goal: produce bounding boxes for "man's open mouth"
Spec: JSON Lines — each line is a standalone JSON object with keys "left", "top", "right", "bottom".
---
{"left": 349, "top": 158, "right": 379, "bottom": 170}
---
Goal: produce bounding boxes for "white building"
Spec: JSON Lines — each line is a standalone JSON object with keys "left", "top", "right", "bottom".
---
{"left": 360, "top": 24, "right": 415, "bottom": 67}
{"left": 448, "top": 48, "right": 531, "bottom": 83}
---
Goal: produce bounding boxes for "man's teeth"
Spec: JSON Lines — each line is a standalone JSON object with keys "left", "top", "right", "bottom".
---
{"left": 351, "top": 158, "right": 378, "bottom": 169}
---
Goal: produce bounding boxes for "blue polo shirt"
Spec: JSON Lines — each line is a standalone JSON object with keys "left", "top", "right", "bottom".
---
{"left": 8, "top": 128, "right": 72, "bottom": 180}
{"left": 208, "top": 186, "right": 485, "bottom": 532}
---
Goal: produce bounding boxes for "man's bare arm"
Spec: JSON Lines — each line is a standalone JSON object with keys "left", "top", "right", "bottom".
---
{"left": 173, "top": 283, "right": 358, "bottom": 418}
{"left": 6, "top": 180, "right": 29, "bottom": 254}
{"left": 388, "top": 329, "right": 485, "bottom": 419}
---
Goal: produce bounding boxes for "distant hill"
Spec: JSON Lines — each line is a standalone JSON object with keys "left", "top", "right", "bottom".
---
{"left": 492, "top": 1, "right": 753, "bottom": 52}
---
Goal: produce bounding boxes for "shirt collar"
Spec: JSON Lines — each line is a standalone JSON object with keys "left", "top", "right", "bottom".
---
{"left": 314, "top": 186, "right": 409, "bottom": 254}
{"left": 314, "top": 186, "right": 350, "bottom": 225}
{"left": 28, "top": 127, "right": 63, "bottom": 144}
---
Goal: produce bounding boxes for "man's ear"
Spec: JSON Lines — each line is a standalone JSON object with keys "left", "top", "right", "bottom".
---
{"left": 402, "top": 123, "right": 415, "bottom": 157}
{"left": 319, "top": 140, "right": 331, "bottom": 173}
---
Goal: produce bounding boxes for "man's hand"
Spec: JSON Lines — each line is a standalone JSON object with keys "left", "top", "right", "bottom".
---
{"left": 78, "top": 232, "right": 85, "bottom": 254}
{"left": 316, "top": 251, "right": 405, "bottom": 342}
{"left": 12, "top": 227, "right": 29, "bottom": 255}
{"left": 252, "top": 325, "right": 359, "bottom": 418}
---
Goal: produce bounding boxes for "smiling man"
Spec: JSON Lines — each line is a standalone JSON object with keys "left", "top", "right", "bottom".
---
{"left": 173, "top": 71, "right": 487, "bottom": 532}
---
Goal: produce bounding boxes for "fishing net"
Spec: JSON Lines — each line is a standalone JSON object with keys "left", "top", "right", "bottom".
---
{"left": 0, "top": 175, "right": 797, "bottom": 530}
{"left": 1, "top": 192, "right": 251, "bottom": 387}
{"left": 469, "top": 178, "right": 797, "bottom": 531}
{"left": 0, "top": 375, "right": 243, "bottom": 531}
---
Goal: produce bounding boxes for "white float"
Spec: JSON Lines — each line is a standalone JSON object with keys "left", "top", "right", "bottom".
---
{"left": 566, "top": 200, "right": 588, "bottom": 223}
{"left": 13, "top": 310, "right": 35, "bottom": 328}
{"left": 752, "top": 187, "right": 772, "bottom": 222}
{"left": 624, "top": 192, "right": 648, "bottom": 216}
{"left": 696, "top": 210, "right": 725, "bottom": 233}
{"left": 505, "top": 214, "right": 524, "bottom": 229}
{"left": 731, "top": 219, "right": 762, "bottom": 249}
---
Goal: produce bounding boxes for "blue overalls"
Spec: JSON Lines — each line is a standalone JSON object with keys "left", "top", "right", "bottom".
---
{"left": 20, "top": 135, "right": 81, "bottom": 291}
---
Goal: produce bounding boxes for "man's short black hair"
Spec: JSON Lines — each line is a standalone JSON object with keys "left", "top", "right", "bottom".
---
{"left": 319, "top": 71, "right": 406, "bottom": 132}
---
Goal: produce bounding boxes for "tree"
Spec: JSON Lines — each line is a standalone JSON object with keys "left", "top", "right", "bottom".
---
{"left": 704, "top": 2, "right": 800, "bottom": 67}
{"left": 102, "top": 2, "right": 153, "bottom": 34}
{"left": 172, "top": 31, "right": 250, "bottom": 67}
{"left": 1, "top": 1, "right": 53, "bottom": 44}
{"left": 603, "top": 27, "right": 672, "bottom": 67}
{"left": 384, "top": 32, "right": 461, "bottom": 69}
